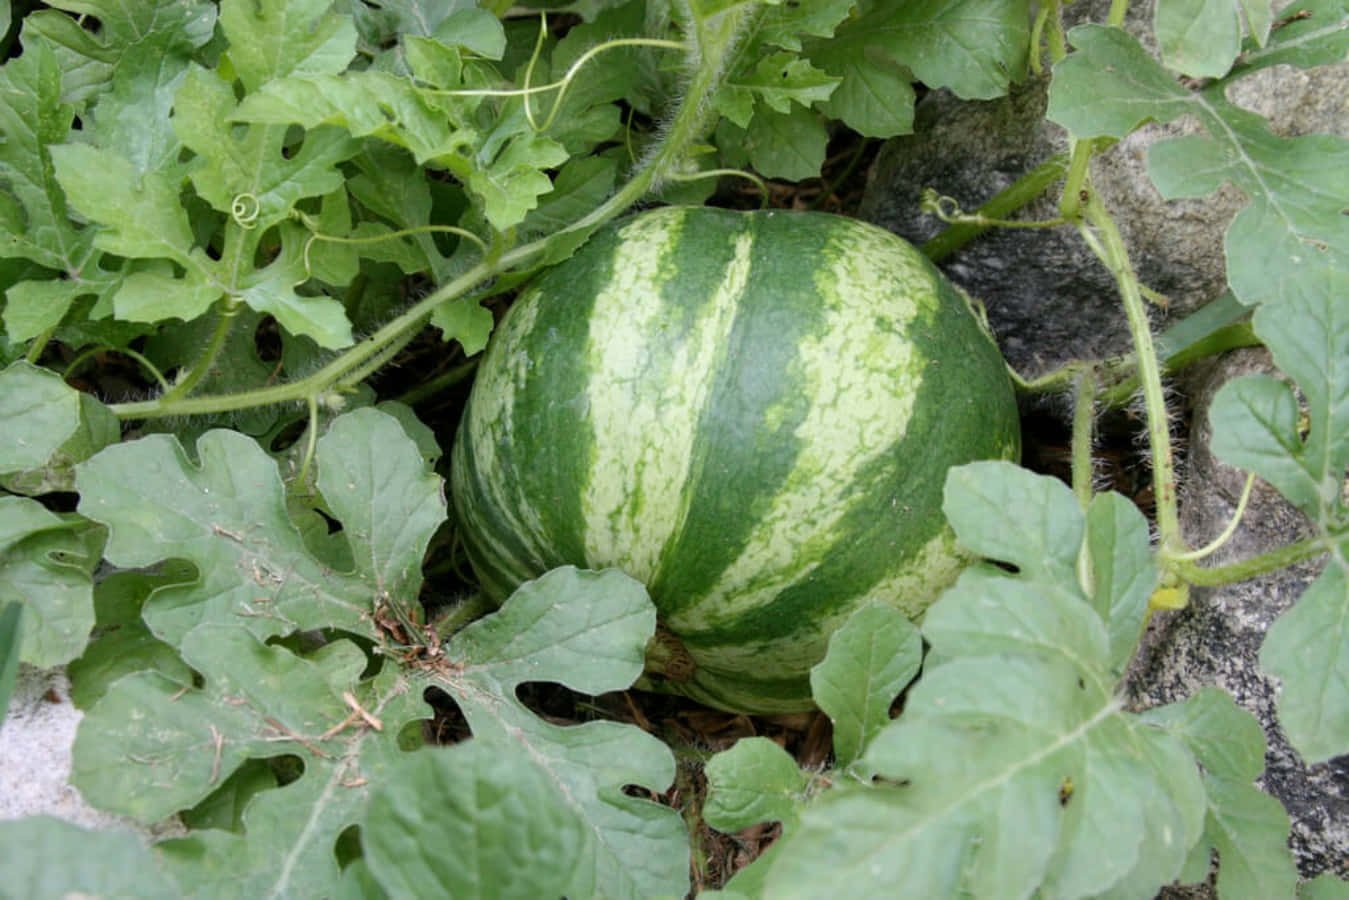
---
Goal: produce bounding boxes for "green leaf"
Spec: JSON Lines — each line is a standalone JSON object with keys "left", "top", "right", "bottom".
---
{"left": 180, "top": 68, "right": 362, "bottom": 230}
{"left": 704, "top": 737, "right": 810, "bottom": 834}
{"left": 219, "top": 0, "right": 357, "bottom": 91}
{"left": 77, "top": 627, "right": 428, "bottom": 897}
{"left": 1259, "top": 554, "right": 1349, "bottom": 764}
{"left": 850, "top": 0, "right": 1030, "bottom": 100}
{"left": 754, "top": 462, "right": 1206, "bottom": 898}
{"left": 1209, "top": 374, "right": 1321, "bottom": 511}
{"left": 436, "top": 566, "right": 689, "bottom": 899}
{"left": 1047, "top": 25, "right": 1194, "bottom": 138}
{"left": 702, "top": 735, "right": 811, "bottom": 897}
{"left": 1049, "top": 24, "right": 1349, "bottom": 314}
{"left": 0, "top": 601, "right": 21, "bottom": 722}
{"left": 523, "top": 155, "right": 619, "bottom": 235}
{"left": 233, "top": 70, "right": 477, "bottom": 167}
{"left": 3, "top": 279, "right": 92, "bottom": 344}
{"left": 1155, "top": 0, "right": 1246, "bottom": 77}
{"left": 362, "top": 742, "right": 587, "bottom": 899}
{"left": 429, "top": 297, "right": 495, "bottom": 356}
{"left": 1150, "top": 115, "right": 1349, "bottom": 313}
{"left": 110, "top": 262, "right": 223, "bottom": 324}
{"left": 942, "top": 459, "right": 1083, "bottom": 585}
{"left": 237, "top": 225, "right": 354, "bottom": 349}
{"left": 67, "top": 0, "right": 218, "bottom": 175}
{"left": 0, "top": 362, "right": 118, "bottom": 493}
{"left": 755, "top": 0, "right": 856, "bottom": 52}
{"left": 67, "top": 567, "right": 198, "bottom": 710}
{"left": 1206, "top": 280, "right": 1348, "bottom": 762}
{"left": 434, "top": 7, "right": 508, "bottom": 59}
{"left": 1243, "top": 295, "right": 1348, "bottom": 523}
{"left": 809, "top": 602, "right": 922, "bottom": 767}
{"left": 805, "top": 28, "right": 916, "bottom": 138}
{"left": 742, "top": 105, "right": 831, "bottom": 180}
{"left": 340, "top": 0, "right": 478, "bottom": 43}
{"left": 1141, "top": 687, "right": 1268, "bottom": 781}
{"left": 466, "top": 131, "right": 571, "bottom": 231}
{"left": 49, "top": 142, "right": 207, "bottom": 273}
{"left": 1228, "top": 0, "right": 1349, "bottom": 76}
{"left": 1086, "top": 491, "right": 1156, "bottom": 679}
{"left": 75, "top": 407, "right": 444, "bottom": 646}
{"left": 0, "top": 34, "right": 98, "bottom": 285}
{"left": 0, "top": 496, "right": 100, "bottom": 668}
{"left": 0, "top": 816, "right": 179, "bottom": 899}
{"left": 714, "top": 52, "right": 840, "bottom": 123}
{"left": 1139, "top": 688, "right": 1297, "bottom": 896}
{"left": 1302, "top": 873, "right": 1349, "bottom": 899}
{"left": 1199, "top": 775, "right": 1299, "bottom": 899}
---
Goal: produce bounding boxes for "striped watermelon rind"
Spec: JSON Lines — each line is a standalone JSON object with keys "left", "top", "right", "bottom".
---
{"left": 451, "top": 206, "right": 1020, "bottom": 713}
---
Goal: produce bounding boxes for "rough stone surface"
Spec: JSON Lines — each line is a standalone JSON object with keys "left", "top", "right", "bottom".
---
{"left": 1127, "top": 350, "right": 1349, "bottom": 881}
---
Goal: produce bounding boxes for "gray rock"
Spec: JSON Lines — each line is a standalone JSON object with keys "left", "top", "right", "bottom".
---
{"left": 1127, "top": 349, "right": 1349, "bottom": 881}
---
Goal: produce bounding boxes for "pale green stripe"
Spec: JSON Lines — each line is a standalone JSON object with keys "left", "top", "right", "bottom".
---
{"left": 669, "top": 229, "right": 932, "bottom": 632}
{"left": 686, "top": 529, "right": 962, "bottom": 677}
{"left": 854, "top": 526, "right": 967, "bottom": 620}
{"left": 580, "top": 215, "right": 751, "bottom": 580}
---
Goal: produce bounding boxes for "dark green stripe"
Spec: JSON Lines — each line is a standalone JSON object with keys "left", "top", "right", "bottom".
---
{"left": 678, "top": 228, "right": 1019, "bottom": 648}
{"left": 651, "top": 211, "right": 826, "bottom": 615}
{"left": 450, "top": 403, "right": 543, "bottom": 602}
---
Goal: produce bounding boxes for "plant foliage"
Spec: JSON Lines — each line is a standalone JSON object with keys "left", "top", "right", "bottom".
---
{"left": 0, "top": 0, "right": 1346, "bottom": 896}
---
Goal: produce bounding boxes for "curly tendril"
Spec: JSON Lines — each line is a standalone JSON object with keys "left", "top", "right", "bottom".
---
{"left": 231, "top": 193, "right": 262, "bottom": 229}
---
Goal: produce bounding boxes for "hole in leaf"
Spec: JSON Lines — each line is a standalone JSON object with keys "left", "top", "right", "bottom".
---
{"left": 991, "top": 560, "right": 1021, "bottom": 575}
{"left": 253, "top": 314, "right": 282, "bottom": 362}
{"left": 268, "top": 419, "right": 307, "bottom": 453}
{"left": 179, "top": 757, "right": 280, "bottom": 833}
{"left": 269, "top": 753, "right": 306, "bottom": 787}
{"left": 422, "top": 685, "right": 471, "bottom": 746}
{"left": 622, "top": 783, "right": 658, "bottom": 801}
{"left": 334, "top": 824, "right": 363, "bottom": 870}
{"left": 514, "top": 681, "right": 606, "bottom": 725}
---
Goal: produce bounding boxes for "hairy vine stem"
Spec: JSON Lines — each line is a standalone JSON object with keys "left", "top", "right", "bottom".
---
{"left": 1079, "top": 192, "right": 1183, "bottom": 552}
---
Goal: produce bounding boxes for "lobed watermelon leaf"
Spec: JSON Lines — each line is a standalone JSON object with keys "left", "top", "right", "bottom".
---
{"left": 1204, "top": 225, "right": 1348, "bottom": 766}
{"left": 703, "top": 602, "right": 920, "bottom": 896}
{"left": 703, "top": 463, "right": 1246, "bottom": 898}
{"left": 809, "top": 602, "right": 922, "bottom": 769}
{"left": 64, "top": 408, "right": 684, "bottom": 898}
{"left": 429, "top": 566, "right": 687, "bottom": 900}
{"left": 1050, "top": 18, "right": 1349, "bottom": 764}
{"left": 361, "top": 741, "right": 588, "bottom": 900}
{"left": 1143, "top": 689, "right": 1299, "bottom": 900}
{"left": 75, "top": 408, "right": 441, "bottom": 646}
{"left": 0, "top": 496, "right": 101, "bottom": 668}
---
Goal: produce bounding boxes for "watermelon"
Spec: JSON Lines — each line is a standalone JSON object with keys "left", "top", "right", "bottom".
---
{"left": 450, "top": 206, "right": 1020, "bottom": 713}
